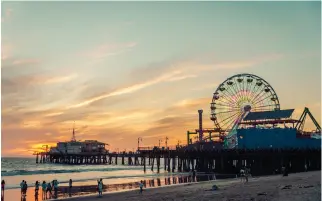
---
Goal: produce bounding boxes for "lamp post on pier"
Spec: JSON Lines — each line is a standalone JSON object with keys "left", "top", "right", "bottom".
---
{"left": 165, "top": 137, "right": 169, "bottom": 148}
{"left": 138, "top": 137, "right": 143, "bottom": 151}
{"left": 159, "top": 139, "right": 162, "bottom": 148}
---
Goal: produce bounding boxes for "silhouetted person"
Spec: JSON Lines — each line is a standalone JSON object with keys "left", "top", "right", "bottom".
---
{"left": 34, "top": 181, "right": 39, "bottom": 200}
{"left": 69, "top": 179, "right": 73, "bottom": 197}
{"left": 20, "top": 180, "right": 25, "bottom": 196}
{"left": 46, "top": 181, "right": 52, "bottom": 199}
{"left": 34, "top": 189, "right": 39, "bottom": 201}
{"left": 23, "top": 181, "right": 28, "bottom": 197}
{"left": 97, "top": 179, "right": 103, "bottom": 197}
{"left": 1, "top": 180, "right": 5, "bottom": 200}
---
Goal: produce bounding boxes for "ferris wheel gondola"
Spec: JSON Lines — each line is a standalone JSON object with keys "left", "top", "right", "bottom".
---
{"left": 210, "top": 73, "right": 280, "bottom": 133}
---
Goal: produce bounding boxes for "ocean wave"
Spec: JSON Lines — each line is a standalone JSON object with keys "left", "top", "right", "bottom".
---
{"left": 1, "top": 166, "right": 143, "bottom": 177}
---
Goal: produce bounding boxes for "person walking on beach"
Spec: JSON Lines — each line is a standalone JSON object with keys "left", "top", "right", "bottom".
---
{"left": 1, "top": 180, "right": 5, "bottom": 200}
{"left": 23, "top": 181, "right": 28, "bottom": 196}
{"left": 69, "top": 179, "right": 73, "bottom": 197}
{"left": 139, "top": 180, "right": 144, "bottom": 194}
{"left": 41, "top": 181, "right": 46, "bottom": 200}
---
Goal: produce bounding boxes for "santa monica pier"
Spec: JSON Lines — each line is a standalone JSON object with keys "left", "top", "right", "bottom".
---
{"left": 34, "top": 73, "right": 321, "bottom": 176}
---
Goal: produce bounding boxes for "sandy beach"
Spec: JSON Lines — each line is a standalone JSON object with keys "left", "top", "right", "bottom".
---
{"left": 61, "top": 171, "right": 321, "bottom": 201}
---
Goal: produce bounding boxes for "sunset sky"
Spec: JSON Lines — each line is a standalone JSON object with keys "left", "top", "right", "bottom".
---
{"left": 1, "top": 1, "right": 321, "bottom": 157}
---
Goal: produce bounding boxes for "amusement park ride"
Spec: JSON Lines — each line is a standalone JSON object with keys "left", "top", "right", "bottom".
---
{"left": 187, "top": 73, "right": 321, "bottom": 149}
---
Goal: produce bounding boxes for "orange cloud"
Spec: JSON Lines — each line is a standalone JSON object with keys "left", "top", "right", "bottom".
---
{"left": 2, "top": 73, "right": 78, "bottom": 92}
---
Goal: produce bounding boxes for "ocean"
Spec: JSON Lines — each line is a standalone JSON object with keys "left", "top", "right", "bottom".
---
{"left": 1, "top": 157, "right": 186, "bottom": 189}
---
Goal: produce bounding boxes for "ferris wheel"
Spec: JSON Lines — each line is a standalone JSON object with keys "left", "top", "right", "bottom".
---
{"left": 210, "top": 73, "right": 280, "bottom": 132}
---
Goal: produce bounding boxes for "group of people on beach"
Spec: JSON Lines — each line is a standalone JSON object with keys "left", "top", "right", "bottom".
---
{"left": 0, "top": 177, "right": 146, "bottom": 200}
{"left": 17, "top": 179, "right": 61, "bottom": 200}
{"left": 20, "top": 180, "right": 28, "bottom": 199}
{"left": 41, "top": 179, "right": 60, "bottom": 200}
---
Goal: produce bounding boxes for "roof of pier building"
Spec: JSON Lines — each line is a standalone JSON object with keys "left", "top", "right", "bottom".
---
{"left": 243, "top": 109, "right": 295, "bottom": 121}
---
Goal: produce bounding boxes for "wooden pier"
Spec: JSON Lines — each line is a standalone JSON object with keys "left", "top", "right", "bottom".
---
{"left": 137, "top": 146, "right": 321, "bottom": 176}
{"left": 34, "top": 145, "right": 321, "bottom": 176}
{"left": 33, "top": 151, "right": 145, "bottom": 166}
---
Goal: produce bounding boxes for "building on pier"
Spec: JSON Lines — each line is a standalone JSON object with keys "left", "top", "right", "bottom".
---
{"left": 50, "top": 140, "right": 107, "bottom": 154}
{"left": 48, "top": 124, "right": 109, "bottom": 155}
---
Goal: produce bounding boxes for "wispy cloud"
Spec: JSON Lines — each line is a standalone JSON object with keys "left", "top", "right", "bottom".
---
{"left": 166, "top": 74, "right": 197, "bottom": 82}
{"left": 2, "top": 73, "right": 78, "bottom": 88}
{"left": 66, "top": 53, "right": 282, "bottom": 110}
{"left": 68, "top": 70, "right": 181, "bottom": 109}
{"left": 83, "top": 42, "right": 137, "bottom": 60}
{"left": 43, "top": 74, "right": 78, "bottom": 84}
{"left": 132, "top": 53, "right": 284, "bottom": 84}
{"left": 11, "top": 59, "right": 41, "bottom": 66}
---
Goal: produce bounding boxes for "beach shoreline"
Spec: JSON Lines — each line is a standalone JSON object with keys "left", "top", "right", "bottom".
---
{"left": 3, "top": 172, "right": 230, "bottom": 201}
{"left": 3, "top": 171, "right": 320, "bottom": 201}
{"left": 59, "top": 171, "right": 321, "bottom": 201}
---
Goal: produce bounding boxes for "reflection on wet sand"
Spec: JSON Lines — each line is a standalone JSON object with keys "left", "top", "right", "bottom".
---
{"left": 57, "top": 173, "right": 234, "bottom": 199}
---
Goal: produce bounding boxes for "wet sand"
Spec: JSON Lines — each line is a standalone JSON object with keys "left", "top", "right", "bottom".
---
{"left": 62, "top": 171, "right": 321, "bottom": 201}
